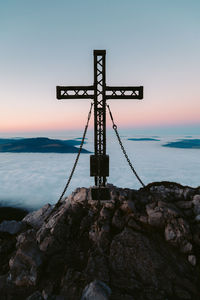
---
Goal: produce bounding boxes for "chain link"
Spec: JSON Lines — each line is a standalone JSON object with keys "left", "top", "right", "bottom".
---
{"left": 57, "top": 102, "right": 145, "bottom": 204}
{"left": 57, "top": 102, "right": 94, "bottom": 203}
{"left": 107, "top": 104, "right": 145, "bottom": 188}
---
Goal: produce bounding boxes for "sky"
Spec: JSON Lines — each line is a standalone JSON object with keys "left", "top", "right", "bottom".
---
{"left": 1, "top": 0, "right": 200, "bottom": 136}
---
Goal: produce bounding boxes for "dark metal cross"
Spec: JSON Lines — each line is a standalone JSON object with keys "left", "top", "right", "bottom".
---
{"left": 56, "top": 50, "right": 143, "bottom": 199}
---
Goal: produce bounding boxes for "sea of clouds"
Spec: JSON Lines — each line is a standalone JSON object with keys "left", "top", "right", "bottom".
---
{"left": 0, "top": 132, "right": 200, "bottom": 210}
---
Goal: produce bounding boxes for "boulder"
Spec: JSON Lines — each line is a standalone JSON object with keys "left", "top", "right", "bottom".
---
{"left": 192, "top": 195, "right": 200, "bottom": 215}
{"left": 176, "top": 200, "right": 193, "bottom": 209}
{"left": 23, "top": 204, "right": 54, "bottom": 230}
{"left": 26, "top": 291, "right": 43, "bottom": 300}
{"left": 81, "top": 280, "right": 111, "bottom": 300}
{"left": 110, "top": 227, "right": 180, "bottom": 293}
{"left": 195, "top": 215, "right": 200, "bottom": 222}
{"left": 188, "top": 255, "right": 196, "bottom": 266}
{"left": 164, "top": 218, "right": 191, "bottom": 251}
{"left": 148, "top": 211, "right": 164, "bottom": 227}
{"left": 9, "top": 230, "right": 43, "bottom": 286}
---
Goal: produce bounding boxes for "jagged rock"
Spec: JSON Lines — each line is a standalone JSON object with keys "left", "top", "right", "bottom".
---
{"left": 9, "top": 230, "right": 43, "bottom": 286}
{"left": 26, "top": 291, "right": 43, "bottom": 300}
{"left": 23, "top": 204, "right": 54, "bottom": 230}
{"left": 139, "top": 215, "right": 148, "bottom": 224}
{"left": 0, "top": 220, "right": 25, "bottom": 235}
{"left": 81, "top": 280, "right": 111, "bottom": 300}
{"left": 146, "top": 202, "right": 156, "bottom": 215}
{"left": 109, "top": 226, "right": 196, "bottom": 295}
{"left": 0, "top": 182, "right": 200, "bottom": 299}
{"left": 120, "top": 200, "right": 135, "bottom": 214}
{"left": 100, "top": 206, "right": 112, "bottom": 219}
{"left": 112, "top": 209, "right": 125, "bottom": 230}
{"left": 164, "top": 218, "right": 191, "bottom": 251}
{"left": 188, "top": 255, "right": 196, "bottom": 266}
{"left": 146, "top": 201, "right": 182, "bottom": 228}
{"left": 192, "top": 194, "right": 200, "bottom": 215}
{"left": 59, "top": 268, "right": 85, "bottom": 299}
{"left": 85, "top": 253, "right": 110, "bottom": 283}
{"left": 127, "top": 217, "right": 142, "bottom": 231}
{"left": 192, "top": 224, "right": 200, "bottom": 247}
{"left": 148, "top": 211, "right": 164, "bottom": 227}
{"left": 176, "top": 200, "right": 193, "bottom": 209}
{"left": 72, "top": 187, "right": 88, "bottom": 204}
{"left": 36, "top": 198, "right": 72, "bottom": 252}
{"left": 195, "top": 214, "right": 200, "bottom": 222}
{"left": 0, "top": 275, "right": 7, "bottom": 290}
{"left": 180, "top": 242, "right": 193, "bottom": 254}
{"left": 158, "top": 201, "right": 182, "bottom": 218}
{"left": 193, "top": 194, "right": 200, "bottom": 203}
{"left": 174, "top": 286, "right": 192, "bottom": 300}
{"left": 193, "top": 205, "right": 200, "bottom": 215}
{"left": 183, "top": 187, "right": 194, "bottom": 200}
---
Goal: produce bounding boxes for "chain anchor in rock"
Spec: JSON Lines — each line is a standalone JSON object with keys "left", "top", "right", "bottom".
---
{"left": 107, "top": 104, "right": 145, "bottom": 188}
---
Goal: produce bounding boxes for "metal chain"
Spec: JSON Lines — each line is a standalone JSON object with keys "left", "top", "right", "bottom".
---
{"left": 57, "top": 102, "right": 94, "bottom": 203}
{"left": 107, "top": 104, "right": 145, "bottom": 188}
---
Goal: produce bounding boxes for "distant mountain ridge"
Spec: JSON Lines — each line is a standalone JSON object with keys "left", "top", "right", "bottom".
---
{"left": 128, "top": 137, "right": 160, "bottom": 141}
{"left": 163, "top": 139, "right": 200, "bottom": 149}
{"left": 0, "top": 137, "right": 90, "bottom": 153}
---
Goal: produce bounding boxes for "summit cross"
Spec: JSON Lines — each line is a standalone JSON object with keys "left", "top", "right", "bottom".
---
{"left": 56, "top": 50, "right": 143, "bottom": 198}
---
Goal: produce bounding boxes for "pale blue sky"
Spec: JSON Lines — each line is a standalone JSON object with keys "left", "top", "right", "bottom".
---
{"left": 1, "top": 0, "right": 200, "bottom": 135}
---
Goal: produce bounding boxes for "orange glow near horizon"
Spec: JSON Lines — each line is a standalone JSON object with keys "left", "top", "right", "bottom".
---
{"left": 1, "top": 86, "right": 200, "bottom": 134}
{"left": 1, "top": 110, "right": 200, "bottom": 134}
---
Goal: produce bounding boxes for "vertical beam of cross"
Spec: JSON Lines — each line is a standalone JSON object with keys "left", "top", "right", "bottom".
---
{"left": 56, "top": 50, "right": 143, "bottom": 194}
{"left": 93, "top": 50, "right": 106, "bottom": 187}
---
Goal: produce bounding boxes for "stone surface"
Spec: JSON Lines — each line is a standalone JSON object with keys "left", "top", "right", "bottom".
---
{"left": 26, "top": 291, "right": 43, "bottom": 300}
{"left": 81, "top": 280, "right": 111, "bottom": 300}
{"left": 195, "top": 214, "right": 200, "bottom": 222}
{"left": 192, "top": 194, "right": 200, "bottom": 215}
{"left": 164, "top": 218, "right": 191, "bottom": 252}
{"left": 188, "top": 255, "right": 196, "bottom": 266}
{"left": 148, "top": 211, "right": 164, "bottom": 227}
{"left": 174, "top": 287, "right": 191, "bottom": 300}
{"left": 23, "top": 204, "right": 54, "bottom": 230}
{"left": 0, "top": 182, "right": 199, "bottom": 299}
{"left": 176, "top": 200, "right": 193, "bottom": 209}
{"left": 9, "top": 230, "right": 43, "bottom": 286}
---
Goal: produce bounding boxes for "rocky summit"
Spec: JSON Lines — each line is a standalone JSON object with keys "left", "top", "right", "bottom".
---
{"left": 0, "top": 182, "right": 200, "bottom": 300}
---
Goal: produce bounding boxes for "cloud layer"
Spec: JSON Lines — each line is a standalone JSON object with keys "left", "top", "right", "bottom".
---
{"left": 0, "top": 135, "right": 200, "bottom": 210}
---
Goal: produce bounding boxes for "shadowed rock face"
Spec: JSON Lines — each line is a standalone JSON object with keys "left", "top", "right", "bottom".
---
{"left": 0, "top": 181, "right": 200, "bottom": 299}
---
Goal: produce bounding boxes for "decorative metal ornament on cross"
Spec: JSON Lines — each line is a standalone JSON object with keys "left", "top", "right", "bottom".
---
{"left": 56, "top": 50, "right": 143, "bottom": 200}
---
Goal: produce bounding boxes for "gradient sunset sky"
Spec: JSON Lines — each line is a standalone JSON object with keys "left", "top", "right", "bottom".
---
{"left": 1, "top": 0, "right": 200, "bottom": 136}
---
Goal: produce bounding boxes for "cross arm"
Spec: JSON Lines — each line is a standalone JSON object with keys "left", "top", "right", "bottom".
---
{"left": 105, "top": 86, "right": 143, "bottom": 100}
{"left": 56, "top": 85, "right": 94, "bottom": 99}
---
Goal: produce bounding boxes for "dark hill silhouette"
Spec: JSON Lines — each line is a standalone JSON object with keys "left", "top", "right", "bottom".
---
{"left": 0, "top": 137, "right": 90, "bottom": 153}
{"left": 0, "top": 139, "right": 17, "bottom": 145}
{"left": 163, "top": 139, "right": 200, "bottom": 149}
{"left": 128, "top": 137, "right": 160, "bottom": 141}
